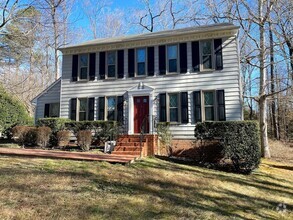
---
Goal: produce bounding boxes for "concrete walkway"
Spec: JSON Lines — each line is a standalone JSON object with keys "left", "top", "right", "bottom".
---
{"left": 0, "top": 148, "right": 137, "bottom": 164}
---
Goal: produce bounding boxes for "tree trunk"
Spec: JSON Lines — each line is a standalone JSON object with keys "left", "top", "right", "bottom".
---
{"left": 269, "top": 20, "right": 279, "bottom": 140}
{"left": 259, "top": 0, "right": 270, "bottom": 158}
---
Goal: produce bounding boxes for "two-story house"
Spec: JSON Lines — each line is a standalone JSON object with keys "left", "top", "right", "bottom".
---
{"left": 33, "top": 23, "right": 243, "bottom": 155}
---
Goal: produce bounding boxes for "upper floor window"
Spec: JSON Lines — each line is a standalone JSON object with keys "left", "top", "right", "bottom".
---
{"left": 136, "top": 48, "right": 146, "bottom": 76}
{"left": 107, "top": 51, "right": 116, "bottom": 78}
{"left": 167, "top": 45, "right": 178, "bottom": 73}
{"left": 79, "top": 54, "right": 88, "bottom": 80}
{"left": 201, "top": 40, "right": 213, "bottom": 70}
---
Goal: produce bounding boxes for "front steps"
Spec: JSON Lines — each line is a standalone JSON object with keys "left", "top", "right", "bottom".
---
{"left": 111, "top": 134, "right": 158, "bottom": 157}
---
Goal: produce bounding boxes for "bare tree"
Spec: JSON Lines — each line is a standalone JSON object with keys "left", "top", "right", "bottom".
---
{"left": 137, "top": 0, "right": 169, "bottom": 32}
{"left": 36, "top": 0, "right": 73, "bottom": 80}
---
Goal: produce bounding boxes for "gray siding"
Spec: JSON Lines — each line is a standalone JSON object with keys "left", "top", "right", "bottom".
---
{"left": 59, "top": 36, "right": 242, "bottom": 139}
{"left": 35, "top": 80, "right": 61, "bottom": 120}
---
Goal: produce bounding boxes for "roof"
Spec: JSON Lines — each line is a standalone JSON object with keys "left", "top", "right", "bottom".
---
{"left": 31, "top": 78, "right": 61, "bottom": 104}
{"left": 60, "top": 23, "right": 239, "bottom": 51}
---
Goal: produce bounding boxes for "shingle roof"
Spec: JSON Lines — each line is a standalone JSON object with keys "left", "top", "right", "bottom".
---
{"left": 60, "top": 23, "right": 238, "bottom": 50}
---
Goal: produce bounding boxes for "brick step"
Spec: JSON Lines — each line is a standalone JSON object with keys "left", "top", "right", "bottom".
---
{"left": 117, "top": 138, "right": 146, "bottom": 143}
{"left": 116, "top": 142, "right": 145, "bottom": 147}
{"left": 114, "top": 146, "right": 142, "bottom": 151}
{"left": 111, "top": 151, "right": 141, "bottom": 156}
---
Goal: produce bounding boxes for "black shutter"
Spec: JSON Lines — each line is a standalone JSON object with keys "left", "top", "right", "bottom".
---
{"left": 44, "top": 104, "right": 50, "bottom": 118}
{"left": 118, "top": 50, "right": 124, "bottom": 78}
{"left": 214, "top": 38, "right": 223, "bottom": 70}
{"left": 193, "top": 91, "right": 201, "bottom": 123}
{"left": 128, "top": 49, "right": 135, "bottom": 77}
{"left": 159, "top": 45, "right": 166, "bottom": 75}
{"left": 181, "top": 92, "right": 188, "bottom": 123}
{"left": 98, "top": 97, "right": 105, "bottom": 120}
{"left": 70, "top": 98, "right": 77, "bottom": 121}
{"left": 147, "top": 47, "right": 154, "bottom": 76}
{"left": 117, "top": 96, "right": 124, "bottom": 123}
{"left": 217, "top": 90, "right": 226, "bottom": 121}
{"left": 99, "top": 52, "right": 106, "bottom": 79}
{"left": 72, "top": 54, "right": 78, "bottom": 81}
{"left": 159, "top": 93, "right": 166, "bottom": 122}
{"left": 179, "top": 43, "right": 187, "bottom": 73}
{"left": 88, "top": 97, "right": 95, "bottom": 121}
{"left": 89, "top": 53, "right": 96, "bottom": 81}
{"left": 192, "top": 41, "right": 200, "bottom": 72}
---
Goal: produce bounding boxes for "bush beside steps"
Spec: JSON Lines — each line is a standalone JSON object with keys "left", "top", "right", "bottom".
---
{"left": 194, "top": 121, "right": 261, "bottom": 174}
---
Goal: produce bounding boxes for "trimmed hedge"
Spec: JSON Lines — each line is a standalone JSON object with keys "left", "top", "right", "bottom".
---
{"left": 194, "top": 121, "right": 261, "bottom": 174}
{"left": 37, "top": 118, "right": 71, "bottom": 133}
{"left": 37, "top": 118, "right": 119, "bottom": 146}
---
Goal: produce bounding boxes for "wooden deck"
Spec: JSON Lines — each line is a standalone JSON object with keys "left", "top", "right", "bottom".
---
{"left": 0, "top": 148, "right": 137, "bottom": 164}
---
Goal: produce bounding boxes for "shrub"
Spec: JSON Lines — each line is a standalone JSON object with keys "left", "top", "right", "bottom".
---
{"left": 37, "top": 126, "right": 52, "bottom": 147}
{"left": 194, "top": 121, "right": 261, "bottom": 174}
{"left": 95, "top": 121, "right": 119, "bottom": 144}
{"left": 157, "top": 122, "right": 173, "bottom": 157}
{"left": 77, "top": 130, "right": 92, "bottom": 151}
{"left": 57, "top": 130, "right": 71, "bottom": 147}
{"left": 23, "top": 127, "right": 38, "bottom": 147}
{"left": 11, "top": 126, "right": 30, "bottom": 146}
{"left": 37, "top": 118, "right": 70, "bottom": 133}
{"left": 0, "top": 84, "right": 32, "bottom": 136}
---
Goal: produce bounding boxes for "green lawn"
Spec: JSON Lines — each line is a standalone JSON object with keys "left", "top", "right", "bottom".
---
{"left": 0, "top": 154, "right": 292, "bottom": 219}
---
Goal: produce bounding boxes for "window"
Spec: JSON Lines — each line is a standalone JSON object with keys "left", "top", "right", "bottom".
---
{"left": 169, "top": 93, "right": 179, "bottom": 122}
{"left": 193, "top": 90, "right": 226, "bottom": 123}
{"left": 159, "top": 92, "right": 189, "bottom": 123}
{"left": 107, "top": 96, "right": 116, "bottom": 120}
{"left": 44, "top": 103, "right": 60, "bottom": 118}
{"left": 201, "top": 40, "right": 213, "bottom": 70}
{"left": 107, "top": 51, "right": 116, "bottom": 78}
{"left": 49, "top": 103, "right": 60, "bottom": 117}
{"left": 79, "top": 54, "right": 88, "bottom": 80}
{"left": 203, "top": 91, "right": 215, "bottom": 121}
{"left": 79, "top": 98, "right": 87, "bottom": 121}
{"left": 167, "top": 45, "right": 178, "bottom": 73}
{"left": 98, "top": 96, "right": 123, "bottom": 121}
{"left": 136, "top": 48, "right": 146, "bottom": 76}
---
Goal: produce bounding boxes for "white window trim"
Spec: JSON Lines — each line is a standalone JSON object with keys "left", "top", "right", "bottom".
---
{"left": 202, "top": 90, "right": 217, "bottom": 121}
{"left": 77, "top": 98, "right": 88, "bottom": 121}
{"left": 166, "top": 44, "right": 180, "bottom": 74}
{"left": 135, "top": 47, "right": 147, "bottom": 77}
{"left": 106, "top": 50, "right": 117, "bottom": 79}
{"left": 78, "top": 54, "right": 89, "bottom": 81}
{"left": 200, "top": 40, "right": 215, "bottom": 72}
{"left": 166, "top": 92, "right": 181, "bottom": 123}
{"left": 106, "top": 96, "right": 117, "bottom": 121}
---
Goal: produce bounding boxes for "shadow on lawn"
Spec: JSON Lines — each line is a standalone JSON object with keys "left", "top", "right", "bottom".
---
{"left": 269, "top": 164, "right": 293, "bottom": 171}
{"left": 0, "top": 157, "right": 291, "bottom": 219}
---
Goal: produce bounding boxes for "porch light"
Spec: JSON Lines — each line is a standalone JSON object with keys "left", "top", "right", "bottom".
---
{"left": 138, "top": 81, "right": 144, "bottom": 89}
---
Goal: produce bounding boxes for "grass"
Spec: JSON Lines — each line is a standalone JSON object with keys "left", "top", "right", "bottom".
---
{"left": 0, "top": 159, "right": 292, "bottom": 219}
{"left": 0, "top": 141, "right": 292, "bottom": 219}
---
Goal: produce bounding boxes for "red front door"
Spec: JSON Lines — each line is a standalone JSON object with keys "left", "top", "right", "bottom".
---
{"left": 134, "top": 96, "right": 149, "bottom": 133}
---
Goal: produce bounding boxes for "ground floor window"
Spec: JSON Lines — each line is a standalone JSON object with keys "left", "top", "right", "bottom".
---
{"left": 203, "top": 91, "right": 215, "bottom": 121}
{"left": 78, "top": 98, "right": 88, "bottom": 121}
{"left": 44, "top": 103, "right": 60, "bottom": 118}
{"left": 193, "top": 90, "right": 226, "bottom": 123}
